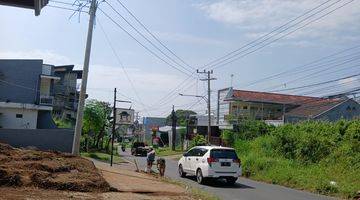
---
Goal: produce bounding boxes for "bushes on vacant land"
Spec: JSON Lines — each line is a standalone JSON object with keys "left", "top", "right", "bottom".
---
{"left": 234, "top": 120, "right": 274, "bottom": 140}
{"left": 221, "top": 120, "right": 274, "bottom": 146}
{"left": 232, "top": 119, "right": 360, "bottom": 199}
{"left": 271, "top": 121, "right": 339, "bottom": 163}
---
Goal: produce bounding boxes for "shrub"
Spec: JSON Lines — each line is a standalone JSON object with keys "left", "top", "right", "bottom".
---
{"left": 190, "top": 134, "right": 206, "bottom": 148}
{"left": 234, "top": 120, "right": 273, "bottom": 140}
{"left": 230, "top": 120, "right": 360, "bottom": 199}
{"left": 344, "top": 120, "right": 360, "bottom": 153}
{"left": 221, "top": 129, "right": 235, "bottom": 146}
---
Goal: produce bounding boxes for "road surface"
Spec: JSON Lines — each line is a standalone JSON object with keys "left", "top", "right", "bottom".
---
{"left": 119, "top": 149, "right": 335, "bottom": 200}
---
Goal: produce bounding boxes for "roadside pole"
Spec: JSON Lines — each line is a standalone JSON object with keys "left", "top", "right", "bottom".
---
{"left": 110, "top": 88, "right": 117, "bottom": 166}
{"left": 72, "top": 0, "right": 97, "bottom": 155}
{"left": 171, "top": 105, "right": 177, "bottom": 151}
{"left": 197, "top": 70, "right": 216, "bottom": 144}
{"left": 110, "top": 88, "right": 132, "bottom": 166}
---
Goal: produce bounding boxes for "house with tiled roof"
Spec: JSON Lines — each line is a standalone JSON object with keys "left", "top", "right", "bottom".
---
{"left": 217, "top": 87, "right": 360, "bottom": 128}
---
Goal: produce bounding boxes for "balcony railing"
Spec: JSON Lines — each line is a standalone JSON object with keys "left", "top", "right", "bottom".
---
{"left": 39, "top": 95, "right": 54, "bottom": 106}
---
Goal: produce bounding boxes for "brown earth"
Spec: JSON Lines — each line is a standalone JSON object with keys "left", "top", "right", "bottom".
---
{"left": 0, "top": 143, "right": 207, "bottom": 200}
{"left": 0, "top": 143, "right": 110, "bottom": 192}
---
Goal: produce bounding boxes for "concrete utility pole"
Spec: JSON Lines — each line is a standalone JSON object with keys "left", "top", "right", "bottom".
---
{"left": 171, "top": 105, "right": 177, "bottom": 151}
{"left": 110, "top": 88, "right": 117, "bottom": 166}
{"left": 72, "top": 0, "right": 97, "bottom": 155}
{"left": 197, "top": 69, "right": 216, "bottom": 144}
{"left": 110, "top": 88, "right": 131, "bottom": 166}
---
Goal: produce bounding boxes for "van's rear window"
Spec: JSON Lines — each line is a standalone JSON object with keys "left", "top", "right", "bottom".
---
{"left": 210, "top": 149, "right": 238, "bottom": 159}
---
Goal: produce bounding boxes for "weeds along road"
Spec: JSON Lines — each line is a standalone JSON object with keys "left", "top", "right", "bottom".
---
{"left": 119, "top": 149, "right": 335, "bottom": 200}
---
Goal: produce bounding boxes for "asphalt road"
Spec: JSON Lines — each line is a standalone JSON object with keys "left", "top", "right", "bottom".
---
{"left": 119, "top": 149, "right": 335, "bottom": 200}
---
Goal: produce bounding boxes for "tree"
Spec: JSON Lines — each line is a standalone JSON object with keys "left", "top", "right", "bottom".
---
{"left": 165, "top": 109, "right": 196, "bottom": 126}
{"left": 82, "top": 99, "right": 112, "bottom": 151}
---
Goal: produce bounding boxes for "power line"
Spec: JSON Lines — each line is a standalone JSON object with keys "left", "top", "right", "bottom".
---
{"left": 203, "top": 0, "right": 334, "bottom": 69}
{"left": 238, "top": 45, "right": 360, "bottom": 89}
{"left": 261, "top": 55, "right": 360, "bottom": 91}
{"left": 98, "top": 7, "right": 194, "bottom": 77}
{"left": 47, "top": 4, "right": 88, "bottom": 12}
{"left": 97, "top": 19, "right": 151, "bottom": 116}
{"left": 268, "top": 73, "right": 360, "bottom": 93}
{"left": 209, "top": 0, "right": 355, "bottom": 70}
{"left": 207, "top": 0, "right": 344, "bottom": 69}
{"left": 103, "top": 1, "right": 194, "bottom": 75}
{"left": 114, "top": 0, "right": 195, "bottom": 71}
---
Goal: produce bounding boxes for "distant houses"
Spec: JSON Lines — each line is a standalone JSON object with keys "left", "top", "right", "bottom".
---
{"left": 0, "top": 59, "right": 59, "bottom": 129}
{"left": 217, "top": 87, "right": 360, "bottom": 129}
{"left": 0, "top": 59, "right": 82, "bottom": 152}
{"left": 53, "top": 65, "right": 82, "bottom": 121}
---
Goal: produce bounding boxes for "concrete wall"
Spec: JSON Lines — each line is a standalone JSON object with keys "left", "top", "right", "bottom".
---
{"left": 0, "top": 129, "right": 74, "bottom": 152}
{"left": 0, "top": 107, "right": 38, "bottom": 129}
{"left": 0, "top": 59, "right": 43, "bottom": 104}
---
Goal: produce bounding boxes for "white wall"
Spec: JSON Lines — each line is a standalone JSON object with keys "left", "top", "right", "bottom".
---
{"left": 0, "top": 107, "right": 38, "bottom": 129}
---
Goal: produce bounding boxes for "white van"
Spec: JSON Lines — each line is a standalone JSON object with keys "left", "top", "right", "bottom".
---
{"left": 178, "top": 146, "right": 242, "bottom": 185}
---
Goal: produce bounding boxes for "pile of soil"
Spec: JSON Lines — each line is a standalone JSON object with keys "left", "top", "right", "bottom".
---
{"left": 0, "top": 143, "right": 110, "bottom": 192}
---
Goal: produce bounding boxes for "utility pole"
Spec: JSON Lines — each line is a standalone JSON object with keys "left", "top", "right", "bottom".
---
{"left": 171, "top": 105, "right": 177, "bottom": 151}
{"left": 197, "top": 69, "right": 216, "bottom": 144}
{"left": 72, "top": 0, "right": 97, "bottom": 155}
{"left": 110, "top": 88, "right": 117, "bottom": 166}
{"left": 110, "top": 88, "right": 131, "bottom": 166}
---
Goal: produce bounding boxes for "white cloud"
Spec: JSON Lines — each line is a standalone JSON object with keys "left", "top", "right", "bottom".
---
{"left": 0, "top": 49, "right": 71, "bottom": 64}
{"left": 197, "top": 0, "right": 360, "bottom": 43}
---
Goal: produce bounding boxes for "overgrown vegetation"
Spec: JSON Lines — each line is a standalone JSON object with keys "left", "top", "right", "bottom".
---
{"left": 54, "top": 119, "right": 74, "bottom": 129}
{"left": 190, "top": 134, "right": 207, "bottom": 148}
{"left": 222, "top": 120, "right": 360, "bottom": 199}
{"left": 80, "top": 99, "right": 112, "bottom": 153}
{"left": 165, "top": 109, "right": 196, "bottom": 126}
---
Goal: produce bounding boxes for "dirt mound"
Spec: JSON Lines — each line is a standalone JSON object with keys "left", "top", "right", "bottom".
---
{"left": 0, "top": 142, "right": 110, "bottom": 192}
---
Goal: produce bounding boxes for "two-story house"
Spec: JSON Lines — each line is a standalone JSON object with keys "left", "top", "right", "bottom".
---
{"left": 0, "top": 59, "right": 59, "bottom": 129}
{"left": 52, "top": 65, "right": 82, "bottom": 121}
{"left": 217, "top": 87, "right": 360, "bottom": 129}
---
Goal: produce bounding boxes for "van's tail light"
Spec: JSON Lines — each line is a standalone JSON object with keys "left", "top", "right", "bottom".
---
{"left": 233, "top": 158, "right": 241, "bottom": 167}
{"left": 207, "top": 157, "right": 217, "bottom": 166}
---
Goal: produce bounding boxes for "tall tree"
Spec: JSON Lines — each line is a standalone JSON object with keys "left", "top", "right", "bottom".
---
{"left": 82, "top": 99, "right": 112, "bottom": 151}
{"left": 166, "top": 109, "right": 196, "bottom": 126}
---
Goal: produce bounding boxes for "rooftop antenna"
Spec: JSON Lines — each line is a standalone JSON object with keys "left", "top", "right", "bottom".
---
{"left": 230, "top": 74, "right": 234, "bottom": 87}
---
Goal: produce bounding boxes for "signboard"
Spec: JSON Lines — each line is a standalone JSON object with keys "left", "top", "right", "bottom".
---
{"left": 115, "top": 108, "right": 134, "bottom": 125}
{"left": 0, "top": 0, "right": 49, "bottom": 16}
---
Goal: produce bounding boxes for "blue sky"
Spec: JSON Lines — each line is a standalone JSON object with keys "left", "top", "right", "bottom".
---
{"left": 1, "top": 0, "right": 359, "bottom": 117}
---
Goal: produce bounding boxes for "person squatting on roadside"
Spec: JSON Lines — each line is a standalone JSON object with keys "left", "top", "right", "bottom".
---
{"left": 146, "top": 147, "right": 155, "bottom": 173}
{"left": 157, "top": 158, "right": 166, "bottom": 177}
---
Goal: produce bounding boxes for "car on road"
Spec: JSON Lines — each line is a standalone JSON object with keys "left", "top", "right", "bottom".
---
{"left": 131, "top": 142, "right": 148, "bottom": 157}
{"left": 178, "top": 146, "right": 242, "bottom": 185}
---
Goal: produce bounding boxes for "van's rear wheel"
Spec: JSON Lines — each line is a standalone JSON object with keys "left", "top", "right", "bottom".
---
{"left": 196, "top": 169, "right": 205, "bottom": 184}
{"left": 178, "top": 165, "right": 186, "bottom": 178}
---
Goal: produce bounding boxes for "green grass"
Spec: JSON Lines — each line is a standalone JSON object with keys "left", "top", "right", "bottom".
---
{"left": 155, "top": 147, "right": 184, "bottom": 157}
{"left": 236, "top": 138, "right": 360, "bottom": 199}
{"left": 81, "top": 151, "right": 123, "bottom": 164}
